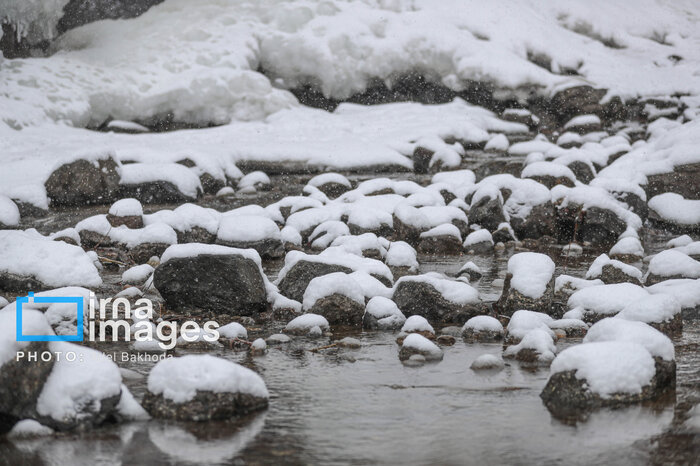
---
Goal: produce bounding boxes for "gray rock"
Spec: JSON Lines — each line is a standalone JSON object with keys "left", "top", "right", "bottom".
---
{"left": 142, "top": 390, "right": 268, "bottom": 422}
{"left": 277, "top": 261, "right": 353, "bottom": 302}
{"left": 417, "top": 235, "right": 463, "bottom": 255}
{"left": 393, "top": 280, "right": 483, "bottom": 323}
{"left": 308, "top": 294, "right": 365, "bottom": 326}
{"left": 119, "top": 180, "right": 198, "bottom": 204}
{"left": 597, "top": 263, "right": 642, "bottom": 286}
{"left": 216, "top": 238, "right": 285, "bottom": 260}
{"left": 45, "top": 156, "right": 121, "bottom": 207}
{"left": 495, "top": 273, "right": 555, "bottom": 317}
{"left": 106, "top": 213, "right": 143, "bottom": 229}
{"left": 645, "top": 163, "right": 700, "bottom": 200}
{"left": 469, "top": 196, "right": 506, "bottom": 231}
{"left": 510, "top": 202, "right": 557, "bottom": 240}
{"left": 154, "top": 254, "right": 268, "bottom": 315}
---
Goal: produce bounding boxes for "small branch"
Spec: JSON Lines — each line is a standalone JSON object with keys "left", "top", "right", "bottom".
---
{"left": 309, "top": 343, "right": 337, "bottom": 353}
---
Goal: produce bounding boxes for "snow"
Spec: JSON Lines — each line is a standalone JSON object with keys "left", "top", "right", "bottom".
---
{"left": 146, "top": 204, "right": 221, "bottom": 235}
{"left": 364, "top": 296, "right": 406, "bottom": 328}
{"left": 507, "top": 253, "right": 555, "bottom": 299}
{"left": 0, "top": 307, "right": 53, "bottom": 366}
{"left": 120, "top": 163, "right": 201, "bottom": 199}
{"left": 110, "top": 223, "right": 177, "bottom": 248}
{"left": 308, "top": 173, "right": 351, "bottom": 188}
{"left": 0, "top": 230, "right": 102, "bottom": 288}
{"left": 332, "top": 234, "right": 389, "bottom": 258}
{"left": 106, "top": 120, "right": 150, "bottom": 133}
{"left": 649, "top": 193, "right": 700, "bottom": 226}
{"left": 521, "top": 161, "right": 576, "bottom": 182}
{"left": 117, "top": 385, "right": 150, "bottom": 421}
{"left": 401, "top": 333, "right": 442, "bottom": 360}
{"left": 462, "top": 315, "right": 503, "bottom": 334}
{"left": 616, "top": 294, "right": 681, "bottom": 325}
{"left": 568, "top": 283, "right": 649, "bottom": 317}
{"left": 585, "top": 254, "right": 642, "bottom": 280}
{"left": 277, "top": 248, "right": 393, "bottom": 286}
{"left": 348, "top": 271, "right": 393, "bottom": 300}
{"left": 420, "top": 223, "right": 461, "bottom": 240}
{"left": 36, "top": 342, "right": 123, "bottom": 422}
{"left": 394, "top": 273, "right": 480, "bottom": 306}
{"left": 161, "top": 243, "right": 263, "bottom": 266}
{"left": 0, "top": 195, "right": 20, "bottom": 227}
{"left": 217, "top": 215, "right": 280, "bottom": 243}
{"left": 385, "top": 241, "right": 418, "bottom": 271}
{"left": 564, "top": 114, "right": 601, "bottom": 130}
{"left": 484, "top": 134, "right": 510, "bottom": 152}
{"left": 401, "top": 315, "right": 435, "bottom": 335}
{"left": 667, "top": 235, "right": 693, "bottom": 249}
{"left": 647, "top": 249, "right": 700, "bottom": 279}
{"left": 550, "top": 341, "right": 656, "bottom": 398}
{"left": 238, "top": 171, "right": 271, "bottom": 192}
{"left": 309, "top": 221, "right": 350, "bottom": 250}
{"left": 504, "top": 328, "right": 556, "bottom": 362}
{"left": 550, "top": 185, "right": 642, "bottom": 232}
{"left": 463, "top": 229, "right": 493, "bottom": 247}
{"left": 506, "top": 310, "right": 554, "bottom": 341}
{"left": 218, "top": 322, "right": 248, "bottom": 340}
{"left": 147, "top": 355, "right": 268, "bottom": 403}
{"left": 109, "top": 198, "right": 143, "bottom": 217}
{"left": 458, "top": 261, "right": 482, "bottom": 277}
{"left": 548, "top": 319, "right": 588, "bottom": 332}
{"left": 7, "top": 419, "right": 54, "bottom": 438}
{"left": 584, "top": 318, "right": 675, "bottom": 360}
{"left": 609, "top": 236, "right": 644, "bottom": 258}
{"left": 285, "top": 313, "right": 330, "bottom": 333}
{"left": 121, "top": 264, "right": 154, "bottom": 285}
{"left": 302, "top": 272, "right": 365, "bottom": 310}
{"left": 647, "top": 279, "right": 700, "bottom": 311}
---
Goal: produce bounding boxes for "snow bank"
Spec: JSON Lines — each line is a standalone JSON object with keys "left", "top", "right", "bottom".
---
{"left": 550, "top": 342, "right": 656, "bottom": 397}
{"left": 0, "top": 230, "right": 102, "bottom": 288}
{"left": 147, "top": 355, "right": 268, "bottom": 403}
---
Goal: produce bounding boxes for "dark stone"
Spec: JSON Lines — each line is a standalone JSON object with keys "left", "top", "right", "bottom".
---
{"left": 555, "top": 203, "right": 627, "bottom": 247}
{"left": 495, "top": 272, "right": 555, "bottom": 317}
{"left": 614, "top": 192, "right": 648, "bottom": 221}
{"left": 567, "top": 161, "right": 595, "bottom": 184}
{"left": 106, "top": 213, "right": 144, "bottom": 229}
{"left": 393, "top": 280, "right": 483, "bottom": 323}
{"left": 469, "top": 196, "right": 506, "bottom": 231}
{"left": 216, "top": 238, "right": 284, "bottom": 260}
{"left": 510, "top": 202, "right": 557, "bottom": 240}
{"left": 526, "top": 174, "right": 575, "bottom": 189}
{"left": 45, "top": 156, "right": 121, "bottom": 207}
{"left": 316, "top": 182, "right": 351, "bottom": 199}
{"left": 142, "top": 390, "right": 268, "bottom": 422}
{"left": 436, "top": 335, "right": 456, "bottom": 345}
{"left": 277, "top": 260, "right": 353, "bottom": 303}
{"left": 417, "top": 235, "right": 463, "bottom": 255}
{"left": 492, "top": 224, "right": 515, "bottom": 243}
{"left": 550, "top": 86, "right": 607, "bottom": 123}
{"left": 128, "top": 242, "right": 170, "bottom": 264}
{"left": 462, "top": 328, "right": 503, "bottom": 342}
{"left": 645, "top": 163, "right": 700, "bottom": 200}
{"left": 199, "top": 173, "right": 226, "bottom": 195}
{"left": 456, "top": 267, "right": 482, "bottom": 282}
{"left": 0, "top": 272, "right": 48, "bottom": 293}
{"left": 119, "top": 180, "right": 198, "bottom": 204}
{"left": 597, "top": 263, "right": 642, "bottom": 285}
{"left": 412, "top": 147, "right": 434, "bottom": 174}
{"left": 78, "top": 230, "right": 114, "bottom": 249}
{"left": 540, "top": 357, "right": 675, "bottom": 421}
{"left": 57, "top": 0, "right": 165, "bottom": 34}
{"left": 176, "top": 227, "right": 217, "bottom": 244}
{"left": 154, "top": 254, "right": 268, "bottom": 315}
{"left": 473, "top": 160, "right": 522, "bottom": 182}
{"left": 463, "top": 239, "right": 493, "bottom": 255}
{"left": 0, "top": 342, "right": 54, "bottom": 433}
{"left": 308, "top": 294, "right": 365, "bottom": 326}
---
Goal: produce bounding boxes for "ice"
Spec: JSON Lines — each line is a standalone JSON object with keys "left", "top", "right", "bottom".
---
{"left": 550, "top": 342, "right": 656, "bottom": 397}
{"left": 109, "top": 198, "right": 143, "bottom": 217}
{"left": 507, "top": 252, "right": 555, "bottom": 299}
{"left": 0, "top": 230, "right": 102, "bottom": 288}
{"left": 648, "top": 193, "right": 700, "bottom": 226}
{"left": 36, "top": 342, "right": 123, "bottom": 423}
{"left": 147, "top": 355, "right": 268, "bottom": 403}
{"left": 302, "top": 272, "right": 365, "bottom": 310}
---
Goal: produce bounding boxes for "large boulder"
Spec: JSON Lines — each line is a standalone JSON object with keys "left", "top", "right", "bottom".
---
{"left": 142, "top": 355, "right": 268, "bottom": 421}
{"left": 45, "top": 155, "right": 121, "bottom": 207}
{"left": 392, "top": 273, "right": 481, "bottom": 323}
{"left": 644, "top": 163, "right": 700, "bottom": 200}
{"left": 302, "top": 273, "right": 366, "bottom": 326}
{"left": 154, "top": 244, "right": 269, "bottom": 316}
{"left": 496, "top": 253, "right": 555, "bottom": 317}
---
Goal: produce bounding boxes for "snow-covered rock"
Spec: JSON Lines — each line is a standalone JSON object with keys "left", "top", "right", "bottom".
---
{"left": 121, "top": 264, "right": 154, "bottom": 286}
{"left": 504, "top": 310, "right": 554, "bottom": 344}
{"left": 567, "top": 283, "right": 649, "bottom": 323}
{"left": 648, "top": 193, "right": 700, "bottom": 232}
{"left": 385, "top": 241, "right": 419, "bottom": 273}
{"left": 217, "top": 214, "right": 283, "bottom": 259}
{"left": 585, "top": 253, "right": 642, "bottom": 285}
{"left": 463, "top": 229, "right": 494, "bottom": 254}
{"left": 398, "top": 334, "right": 443, "bottom": 362}
{"left": 0, "top": 195, "right": 20, "bottom": 228}
{"left": 302, "top": 272, "right": 365, "bottom": 326}
{"left": 284, "top": 313, "right": 330, "bottom": 337}
{"left": 645, "top": 249, "right": 700, "bottom": 285}
{"left": 107, "top": 198, "right": 144, "bottom": 228}
{"left": 496, "top": 252, "right": 555, "bottom": 316}
{"left": 503, "top": 328, "right": 556, "bottom": 364}
{"left": 363, "top": 296, "right": 406, "bottom": 330}
{"left": 470, "top": 354, "right": 506, "bottom": 371}
{"left": 461, "top": 315, "right": 504, "bottom": 342}
{"left": 393, "top": 272, "right": 481, "bottom": 323}
{"left": 616, "top": 294, "right": 682, "bottom": 334}
{"left": 143, "top": 355, "right": 268, "bottom": 421}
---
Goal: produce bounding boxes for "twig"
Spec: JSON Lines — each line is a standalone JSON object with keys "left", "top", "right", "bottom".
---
{"left": 309, "top": 343, "right": 338, "bottom": 353}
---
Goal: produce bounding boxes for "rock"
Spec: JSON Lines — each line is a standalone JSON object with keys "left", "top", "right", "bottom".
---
{"left": 456, "top": 261, "right": 482, "bottom": 282}
{"left": 307, "top": 173, "right": 352, "bottom": 199}
{"left": 463, "top": 229, "right": 494, "bottom": 254}
{"left": 598, "top": 263, "right": 642, "bottom": 285}
{"left": 45, "top": 156, "right": 121, "bottom": 206}
{"left": 417, "top": 230, "right": 464, "bottom": 255}
{"left": 0, "top": 341, "right": 54, "bottom": 433}
{"left": 645, "top": 163, "right": 700, "bottom": 200}
{"left": 503, "top": 328, "right": 556, "bottom": 365}
{"left": 470, "top": 354, "right": 505, "bottom": 371}
{"left": 284, "top": 313, "right": 330, "bottom": 336}
{"left": 154, "top": 247, "right": 268, "bottom": 316}
{"left": 393, "top": 274, "right": 482, "bottom": 323}
{"left": 550, "top": 86, "right": 606, "bottom": 123}
{"left": 398, "top": 333, "right": 443, "bottom": 361}
{"left": 307, "top": 293, "right": 365, "bottom": 326}
{"left": 218, "top": 238, "right": 284, "bottom": 260}
{"left": 510, "top": 202, "right": 557, "bottom": 240}
{"left": 468, "top": 195, "right": 506, "bottom": 231}
{"left": 277, "top": 260, "right": 353, "bottom": 303}
{"left": 556, "top": 204, "right": 628, "bottom": 247}
{"left": 495, "top": 253, "right": 556, "bottom": 317}
{"left": 412, "top": 147, "right": 434, "bottom": 174}
{"left": 436, "top": 335, "right": 456, "bottom": 345}
{"left": 266, "top": 333, "right": 291, "bottom": 345}
{"left": 106, "top": 198, "right": 144, "bottom": 229}
{"left": 362, "top": 296, "right": 406, "bottom": 330}
{"left": 491, "top": 223, "right": 516, "bottom": 244}
{"left": 462, "top": 315, "right": 504, "bottom": 342}
{"left": 119, "top": 180, "right": 197, "bottom": 204}
{"left": 142, "top": 355, "right": 268, "bottom": 421}
{"left": 336, "top": 337, "right": 362, "bottom": 348}
{"left": 566, "top": 161, "right": 596, "bottom": 184}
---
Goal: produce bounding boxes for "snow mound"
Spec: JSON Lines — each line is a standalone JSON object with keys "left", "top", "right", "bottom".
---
{"left": 649, "top": 193, "right": 700, "bottom": 226}
{"left": 616, "top": 294, "right": 681, "bottom": 325}
{"left": 507, "top": 252, "right": 555, "bottom": 299}
{"left": 584, "top": 318, "right": 674, "bottom": 361}
{"left": 302, "top": 272, "right": 365, "bottom": 310}
{"left": 401, "top": 315, "right": 435, "bottom": 335}
{"left": 462, "top": 315, "right": 503, "bottom": 334}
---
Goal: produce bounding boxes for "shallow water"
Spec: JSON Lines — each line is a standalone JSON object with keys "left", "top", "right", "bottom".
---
{"left": 3, "top": 174, "right": 699, "bottom": 465}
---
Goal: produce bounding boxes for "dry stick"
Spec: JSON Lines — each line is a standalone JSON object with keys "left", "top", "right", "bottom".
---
{"left": 309, "top": 343, "right": 338, "bottom": 353}
{"left": 563, "top": 208, "right": 584, "bottom": 275}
